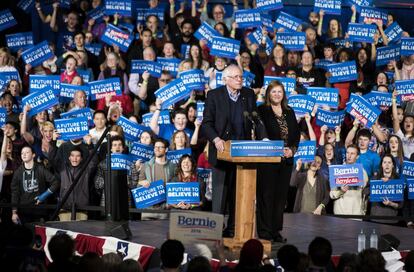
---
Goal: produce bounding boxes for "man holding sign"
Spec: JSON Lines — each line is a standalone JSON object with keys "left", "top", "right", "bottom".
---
{"left": 329, "top": 144, "right": 369, "bottom": 215}
{"left": 138, "top": 139, "right": 176, "bottom": 219}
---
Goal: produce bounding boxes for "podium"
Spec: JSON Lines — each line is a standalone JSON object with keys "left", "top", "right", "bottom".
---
{"left": 217, "top": 141, "right": 281, "bottom": 254}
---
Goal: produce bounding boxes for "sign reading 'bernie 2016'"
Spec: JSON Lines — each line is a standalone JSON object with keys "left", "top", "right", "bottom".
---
{"left": 329, "top": 164, "right": 365, "bottom": 188}
{"left": 231, "top": 141, "right": 284, "bottom": 157}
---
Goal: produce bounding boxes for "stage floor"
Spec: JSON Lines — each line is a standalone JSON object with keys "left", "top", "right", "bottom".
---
{"left": 39, "top": 213, "right": 414, "bottom": 257}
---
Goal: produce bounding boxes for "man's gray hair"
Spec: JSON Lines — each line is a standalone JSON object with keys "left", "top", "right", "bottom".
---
{"left": 222, "top": 64, "right": 242, "bottom": 79}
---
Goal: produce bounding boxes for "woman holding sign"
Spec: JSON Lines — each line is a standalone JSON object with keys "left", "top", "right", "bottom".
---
{"left": 256, "top": 80, "right": 300, "bottom": 242}
{"left": 364, "top": 154, "right": 403, "bottom": 224}
{"left": 167, "top": 154, "right": 204, "bottom": 210}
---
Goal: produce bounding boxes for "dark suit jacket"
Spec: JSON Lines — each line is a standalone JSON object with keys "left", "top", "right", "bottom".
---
{"left": 202, "top": 86, "right": 266, "bottom": 166}
{"left": 257, "top": 104, "right": 301, "bottom": 154}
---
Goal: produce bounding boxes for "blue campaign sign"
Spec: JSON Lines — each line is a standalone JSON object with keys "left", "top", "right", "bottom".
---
{"left": 118, "top": 22, "right": 134, "bottom": 33}
{"left": 22, "top": 88, "right": 58, "bottom": 117}
{"left": 327, "top": 61, "right": 358, "bottom": 83}
{"left": 155, "top": 78, "right": 190, "bottom": 109}
{"left": 256, "top": 0, "right": 283, "bottom": 11}
{"left": 167, "top": 148, "right": 192, "bottom": 164}
{"left": 314, "top": 0, "right": 341, "bottom": 15}
{"left": 347, "top": 23, "right": 377, "bottom": 43}
{"left": 247, "top": 29, "right": 273, "bottom": 55}
{"left": 0, "top": 9, "right": 17, "bottom": 31}
{"left": 307, "top": 87, "right": 339, "bottom": 108}
{"left": 215, "top": 72, "right": 224, "bottom": 87}
{"left": 315, "top": 59, "right": 334, "bottom": 70}
{"left": 288, "top": 95, "right": 316, "bottom": 117}
{"left": 395, "top": 80, "right": 414, "bottom": 103}
{"left": 101, "top": 24, "right": 133, "bottom": 52}
{"left": 273, "top": 12, "right": 302, "bottom": 32}
{"left": 376, "top": 45, "right": 400, "bottom": 66}
{"left": 142, "top": 110, "right": 171, "bottom": 126}
{"left": 89, "top": 77, "right": 122, "bottom": 100}
{"left": 85, "top": 43, "right": 102, "bottom": 56}
{"left": 105, "top": 0, "right": 132, "bottom": 16}
{"left": 385, "top": 22, "right": 403, "bottom": 44}
{"left": 55, "top": 116, "right": 89, "bottom": 141}
{"left": 6, "top": 32, "right": 33, "bottom": 52}
{"left": 345, "top": 0, "right": 372, "bottom": 11}
{"left": 157, "top": 57, "right": 180, "bottom": 77}
{"left": 145, "top": 8, "right": 165, "bottom": 24}
{"left": 210, "top": 36, "right": 240, "bottom": 59}
{"left": 166, "top": 182, "right": 200, "bottom": 205}
{"left": 87, "top": 5, "right": 105, "bottom": 22}
{"left": 197, "top": 168, "right": 212, "bottom": 183}
{"left": 21, "top": 41, "right": 54, "bottom": 67}
{"left": 408, "top": 179, "right": 414, "bottom": 200}
{"left": 316, "top": 109, "right": 346, "bottom": 128}
{"left": 329, "top": 164, "right": 365, "bottom": 188}
{"left": 230, "top": 141, "right": 284, "bottom": 157}
{"left": 131, "top": 179, "right": 166, "bottom": 208}
{"left": 76, "top": 69, "right": 91, "bottom": 83}
{"left": 0, "top": 107, "right": 6, "bottom": 128}
{"left": 117, "top": 115, "right": 150, "bottom": 142}
{"left": 261, "top": 14, "right": 274, "bottom": 33}
{"left": 29, "top": 75, "right": 60, "bottom": 95}
{"left": 0, "top": 71, "right": 20, "bottom": 88}
{"left": 359, "top": 7, "right": 388, "bottom": 25}
{"left": 294, "top": 140, "right": 316, "bottom": 163}
{"left": 402, "top": 160, "right": 414, "bottom": 178}
{"left": 194, "top": 22, "right": 221, "bottom": 48}
{"left": 130, "top": 142, "right": 154, "bottom": 162}
{"left": 197, "top": 102, "right": 205, "bottom": 120}
{"left": 331, "top": 38, "right": 353, "bottom": 49}
{"left": 181, "top": 44, "right": 190, "bottom": 59}
{"left": 131, "top": 60, "right": 162, "bottom": 78}
{"left": 59, "top": 84, "right": 90, "bottom": 103}
{"left": 234, "top": 9, "right": 262, "bottom": 28}
{"left": 179, "top": 69, "right": 206, "bottom": 90}
{"left": 243, "top": 71, "right": 255, "bottom": 88}
{"left": 263, "top": 76, "right": 296, "bottom": 95}
{"left": 17, "top": 0, "right": 35, "bottom": 13}
{"left": 136, "top": 8, "right": 165, "bottom": 24}
{"left": 111, "top": 154, "right": 134, "bottom": 170}
{"left": 60, "top": 107, "right": 94, "bottom": 127}
{"left": 401, "top": 38, "right": 414, "bottom": 56}
{"left": 276, "top": 32, "right": 306, "bottom": 51}
{"left": 369, "top": 179, "right": 404, "bottom": 202}
{"left": 363, "top": 91, "right": 392, "bottom": 110}
{"left": 346, "top": 93, "right": 381, "bottom": 128}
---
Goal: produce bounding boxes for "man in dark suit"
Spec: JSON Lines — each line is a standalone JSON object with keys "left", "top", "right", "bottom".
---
{"left": 202, "top": 64, "right": 265, "bottom": 236}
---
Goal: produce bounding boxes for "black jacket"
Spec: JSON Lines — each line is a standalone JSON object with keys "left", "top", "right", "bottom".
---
{"left": 202, "top": 86, "right": 266, "bottom": 166}
{"left": 11, "top": 163, "right": 59, "bottom": 210}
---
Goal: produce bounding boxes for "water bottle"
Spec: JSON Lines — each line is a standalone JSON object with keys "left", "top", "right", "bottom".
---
{"left": 358, "top": 229, "right": 366, "bottom": 252}
{"left": 370, "top": 229, "right": 378, "bottom": 249}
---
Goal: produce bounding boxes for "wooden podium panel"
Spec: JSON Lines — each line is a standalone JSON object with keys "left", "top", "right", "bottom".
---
{"left": 217, "top": 141, "right": 281, "bottom": 254}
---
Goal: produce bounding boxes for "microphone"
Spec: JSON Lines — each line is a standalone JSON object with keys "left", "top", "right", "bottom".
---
{"left": 251, "top": 111, "right": 264, "bottom": 125}
{"left": 243, "top": 111, "right": 254, "bottom": 124}
{"left": 244, "top": 111, "right": 256, "bottom": 140}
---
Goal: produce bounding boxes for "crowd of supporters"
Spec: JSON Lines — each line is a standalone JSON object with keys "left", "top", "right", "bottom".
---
{"left": 0, "top": 0, "right": 414, "bottom": 227}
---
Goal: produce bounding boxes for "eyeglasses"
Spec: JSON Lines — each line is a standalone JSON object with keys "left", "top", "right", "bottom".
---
{"left": 154, "top": 146, "right": 166, "bottom": 149}
{"left": 214, "top": 11, "right": 224, "bottom": 15}
{"left": 159, "top": 78, "right": 171, "bottom": 83}
{"left": 227, "top": 75, "right": 243, "bottom": 80}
